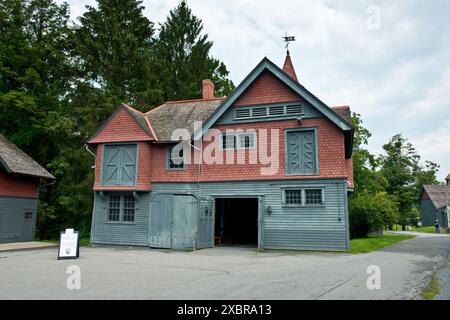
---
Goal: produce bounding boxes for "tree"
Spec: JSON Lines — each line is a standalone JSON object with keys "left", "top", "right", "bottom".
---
{"left": 0, "top": 0, "right": 76, "bottom": 236}
{"left": 379, "top": 134, "right": 421, "bottom": 229}
{"left": 155, "top": 0, "right": 234, "bottom": 101}
{"left": 351, "top": 113, "right": 387, "bottom": 195}
{"left": 72, "top": 0, "right": 164, "bottom": 111}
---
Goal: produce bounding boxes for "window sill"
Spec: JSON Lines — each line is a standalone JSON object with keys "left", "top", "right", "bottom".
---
{"left": 167, "top": 168, "right": 186, "bottom": 171}
{"left": 282, "top": 204, "right": 326, "bottom": 208}
{"left": 105, "top": 222, "right": 136, "bottom": 225}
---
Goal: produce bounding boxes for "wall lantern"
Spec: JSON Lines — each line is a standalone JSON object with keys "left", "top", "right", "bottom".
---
{"left": 297, "top": 116, "right": 303, "bottom": 126}
{"left": 266, "top": 206, "right": 272, "bottom": 215}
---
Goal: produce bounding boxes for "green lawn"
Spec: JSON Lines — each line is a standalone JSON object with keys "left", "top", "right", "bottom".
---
{"left": 410, "top": 226, "right": 436, "bottom": 234}
{"left": 350, "top": 233, "right": 416, "bottom": 254}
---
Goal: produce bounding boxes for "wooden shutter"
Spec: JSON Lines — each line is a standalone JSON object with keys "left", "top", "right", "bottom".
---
{"left": 120, "top": 145, "right": 137, "bottom": 185}
{"left": 287, "top": 132, "right": 301, "bottom": 174}
{"left": 103, "top": 144, "right": 137, "bottom": 185}
{"left": 103, "top": 146, "right": 121, "bottom": 185}
{"left": 301, "top": 131, "right": 316, "bottom": 174}
{"left": 286, "top": 130, "right": 316, "bottom": 175}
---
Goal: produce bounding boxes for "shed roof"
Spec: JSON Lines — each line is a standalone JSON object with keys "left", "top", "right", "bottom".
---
{"left": 422, "top": 185, "right": 450, "bottom": 209}
{"left": 0, "top": 134, "right": 55, "bottom": 179}
{"left": 145, "top": 98, "right": 225, "bottom": 142}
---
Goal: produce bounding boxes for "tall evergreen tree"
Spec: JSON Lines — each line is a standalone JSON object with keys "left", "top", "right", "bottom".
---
{"left": 156, "top": 0, "right": 234, "bottom": 101}
{"left": 72, "top": 0, "right": 163, "bottom": 113}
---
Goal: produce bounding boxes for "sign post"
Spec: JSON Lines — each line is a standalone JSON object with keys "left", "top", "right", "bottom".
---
{"left": 58, "top": 228, "right": 80, "bottom": 260}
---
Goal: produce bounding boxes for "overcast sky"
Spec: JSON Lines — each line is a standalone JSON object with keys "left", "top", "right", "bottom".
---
{"left": 58, "top": 0, "right": 450, "bottom": 180}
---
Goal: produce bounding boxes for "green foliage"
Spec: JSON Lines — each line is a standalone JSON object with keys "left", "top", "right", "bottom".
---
{"left": 349, "top": 192, "right": 399, "bottom": 238}
{"left": 349, "top": 114, "right": 439, "bottom": 237}
{"left": 0, "top": 0, "right": 234, "bottom": 240}
{"left": 155, "top": 0, "right": 234, "bottom": 101}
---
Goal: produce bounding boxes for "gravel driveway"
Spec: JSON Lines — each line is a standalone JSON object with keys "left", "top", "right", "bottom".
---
{"left": 1, "top": 233, "right": 449, "bottom": 300}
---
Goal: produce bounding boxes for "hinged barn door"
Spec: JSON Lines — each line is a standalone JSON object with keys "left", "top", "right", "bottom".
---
{"left": 197, "top": 197, "right": 213, "bottom": 249}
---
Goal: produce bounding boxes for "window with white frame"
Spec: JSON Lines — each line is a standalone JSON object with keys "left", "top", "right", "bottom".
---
{"left": 222, "top": 134, "right": 236, "bottom": 150}
{"left": 107, "top": 194, "right": 135, "bottom": 222}
{"left": 167, "top": 145, "right": 185, "bottom": 170}
{"left": 221, "top": 132, "right": 256, "bottom": 150}
{"left": 283, "top": 188, "right": 324, "bottom": 206}
{"left": 305, "top": 189, "right": 323, "bottom": 205}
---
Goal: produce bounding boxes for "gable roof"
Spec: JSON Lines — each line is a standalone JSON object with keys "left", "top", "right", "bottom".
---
{"left": 88, "top": 104, "right": 156, "bottom": 143}
{"left": 0, "top": 134, "right": 55, "bottom": 180}
{"left": 446, "top": 174, "right": 450, "bottom": 180}
{"left": 422, "top": 185, "right": 450, "bottom": 209}
{"left": 145, "top": 98, "right": 225, "bottom": 142}
{"left": 194, "top": 57, "right": 352, "bottom": 141}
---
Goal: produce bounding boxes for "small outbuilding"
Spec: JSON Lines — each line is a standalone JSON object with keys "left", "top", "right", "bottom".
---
{"left": 0, "top": 134, "right": 54, "bottom": 243}
{"left": 420, "top": 175, "right": 450, "bottom": 230}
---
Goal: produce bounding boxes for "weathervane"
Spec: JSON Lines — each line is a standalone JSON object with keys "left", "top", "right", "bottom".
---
{"left": 282, "top": 33, "right": 295, "bottom": 52}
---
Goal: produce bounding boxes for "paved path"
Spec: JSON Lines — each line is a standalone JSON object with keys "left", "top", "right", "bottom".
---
{"left": 0, "top": 241, "right": 57, "bottom": 252}
{"left": 0, "top": 234, "right": 449, "bottom": 300}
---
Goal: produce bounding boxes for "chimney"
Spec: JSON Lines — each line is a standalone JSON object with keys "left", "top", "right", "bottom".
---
{"left": 202, "top": 79, "right": 215, "bottom": 100}
{"left": 446, "top": 174, "right": 450, "bottom": 186}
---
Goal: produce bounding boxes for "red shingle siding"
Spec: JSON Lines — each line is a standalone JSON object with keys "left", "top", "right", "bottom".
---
{"left": 234, "top": 70, "right": 302, "bottom": 106}
{"left": 346, "top": 158, "right": 354, "bottom": 188}
{"left": 0, "top": 169, "right": 39, "bottom": 198}
{"left": 89, "top": 107, "right": 151, "bottom": 144}
{"left": 93, "top": 142, "right": 152, "bottom": 191}
{"left": 151, "top": 118, "right": 347, "bottom": 182}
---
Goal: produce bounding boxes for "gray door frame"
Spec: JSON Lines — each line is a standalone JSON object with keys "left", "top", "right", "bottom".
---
{"left": 211, "top": 194, "right": 265, "bottom": 251}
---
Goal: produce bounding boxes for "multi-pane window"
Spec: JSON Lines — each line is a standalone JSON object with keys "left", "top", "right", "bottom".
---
{"left": 305, "top": 189, "right": 323, "bottom": 205}
{"left": 238, "top": 133, "right": 255, "bottom": 149}
{"left": 284, "top": 190, "right": 302, "bottom": 205}
{"left": 222, "top": 132, "right": 255, "bottom": 150}
{"left": 107, "top": 194, "right": 135, "bottom": 222}
{"left": 167, "top": 145, "right": 184, "bottom": 170}
{"left": 108, "top": 195, "right": 121, "bottom": 221}
{"left": 283, "top": 188, "right": 325, "bottom": 206}
{"left": 24, "top": 212, "right": 33, "bottom": 220}
{"left": 123, "top": 195, "right": 135, "bottom": 222}
{"left": 222, "top": 134, "right": 236, "bottom": 150}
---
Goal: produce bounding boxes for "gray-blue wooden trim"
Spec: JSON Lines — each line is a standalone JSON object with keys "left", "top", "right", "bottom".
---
{"left": 284, "top": 127, "right": 319, "bottom": 176}
{"left": 194, "top": 57, "right": 351, "bottom": 140}
{"left": 101, "top": 143, "right": 139, "bottom": 186}
{"left": 344, "top": 183, "right": 350, "bottom": 251}
{"left": 281, "top": 186, "right": 326, "bottom": 207}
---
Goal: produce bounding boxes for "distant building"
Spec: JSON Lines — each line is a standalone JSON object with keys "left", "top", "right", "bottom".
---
{"left": 0, "top": 134, "right": 54, "bottom": 243}
{"left": 420, "top": 174, "right": 450, "bottom": 229}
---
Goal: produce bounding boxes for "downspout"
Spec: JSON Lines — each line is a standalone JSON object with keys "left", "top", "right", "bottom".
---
{"left": 189, "top": 141, "right": 202, "bottom": 250}
{"left": 84, "top": 143, "right": 97, "bottom": 246}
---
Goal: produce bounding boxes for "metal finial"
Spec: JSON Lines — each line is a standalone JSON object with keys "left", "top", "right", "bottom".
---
{"left": 282, "top": 33, "right": 295, "bottom": 51}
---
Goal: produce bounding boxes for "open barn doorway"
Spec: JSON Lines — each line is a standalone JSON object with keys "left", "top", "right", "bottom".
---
{"left": 214, "top": 198, "right": 258, "bottom": 247}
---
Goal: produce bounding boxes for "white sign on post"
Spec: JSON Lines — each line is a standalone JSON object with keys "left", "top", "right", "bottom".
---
{"left": 58, "top": 228, "right": 80, "bottom": 260}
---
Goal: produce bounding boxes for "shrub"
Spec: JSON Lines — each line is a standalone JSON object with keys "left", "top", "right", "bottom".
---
{"left": 349, "top": 192, "right": 399, "bottom": 239}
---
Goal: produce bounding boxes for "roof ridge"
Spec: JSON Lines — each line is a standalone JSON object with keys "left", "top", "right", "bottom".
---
{"left": 166, "top": 97, "right": 226, "bottom": 104}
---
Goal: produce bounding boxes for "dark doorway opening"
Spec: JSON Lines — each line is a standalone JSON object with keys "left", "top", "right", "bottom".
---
{"left": 214, "top": 198, "right": 258, "bottom": 246}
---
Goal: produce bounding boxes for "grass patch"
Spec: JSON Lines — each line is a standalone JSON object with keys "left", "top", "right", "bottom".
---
{"left": 41, "top": 238, "right": 90, "bottom": 247}
{"left": 410, "top": 226, "right": 436, "bottom": 234}
{"left": 350, "top": 233, "right": 416, "bottom": 254}
{"left": 424, "top": 273, "right": 440, "bottom": 300}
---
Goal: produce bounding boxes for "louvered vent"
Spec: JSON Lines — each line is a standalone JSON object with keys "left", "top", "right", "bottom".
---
{"left": 235, "top": 109, "right": 250, "bottom": 119}
{"left": 286, "top": 105, "right": 302, "bottom": 114}
{"left": 252, "top": 107, "right": 267, "bottom": 117}
{"left": 269, "top": 106, "right": 284, "bottom": 116}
